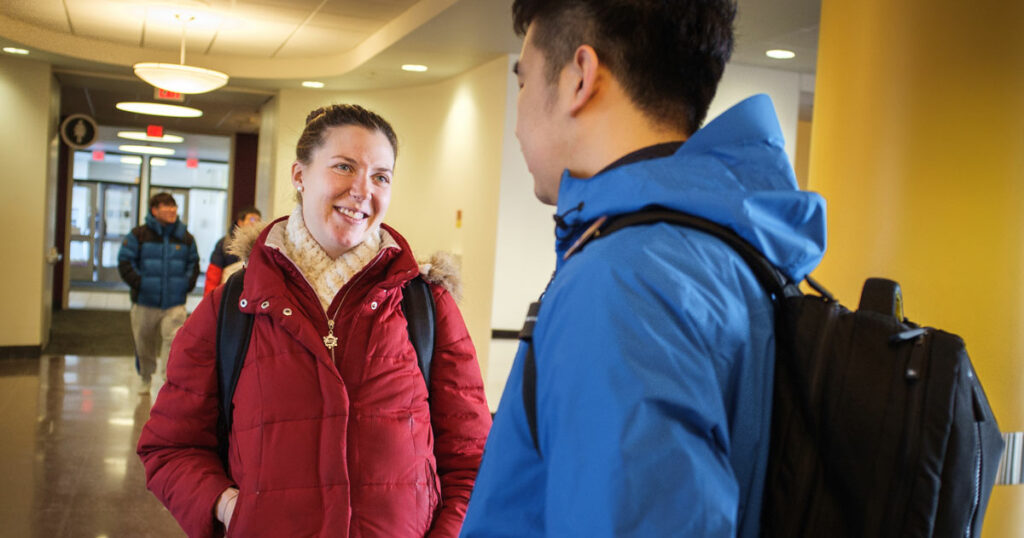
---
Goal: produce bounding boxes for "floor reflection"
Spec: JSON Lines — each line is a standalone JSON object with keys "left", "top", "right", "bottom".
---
{"left": 0, "top": 355, "right": 183, "bottom": 537}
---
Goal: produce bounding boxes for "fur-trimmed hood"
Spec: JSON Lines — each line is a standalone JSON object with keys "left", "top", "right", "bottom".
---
{"left": 226, "top": 218, "right": 463, "bottom": 301}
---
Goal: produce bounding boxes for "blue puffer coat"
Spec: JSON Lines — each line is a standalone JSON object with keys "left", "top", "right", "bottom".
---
{"left": 118, "top": 214, "right": 200, "bottom": 309}
{"left": 462, "top": 95, "right": 827, "bottom": 538}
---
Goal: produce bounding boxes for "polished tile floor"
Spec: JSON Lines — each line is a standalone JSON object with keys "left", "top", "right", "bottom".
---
{"left": 0, "top": 354, "right": 182, "bottom": 537}
{"left": 68, "top": 290, "right": 203, "bottom": 312}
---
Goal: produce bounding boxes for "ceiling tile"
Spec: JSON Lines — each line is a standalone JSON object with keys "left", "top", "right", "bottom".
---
{"left": 207, "top": 19, "right": 297, "bottom": 57}
{"left": 2, "top": 0, "right": 70, "bottom": 33}
{"left": 65, "top": 0, "right": 144, "bottom": 46}
{"left": 273, "top": 21, "right": 370, "bottom": 58}
{"left": 272, "top": 23, "right": 368, "bottom": 57}
{"left": 317, "top": 0, "right": 418, "bottom": 21}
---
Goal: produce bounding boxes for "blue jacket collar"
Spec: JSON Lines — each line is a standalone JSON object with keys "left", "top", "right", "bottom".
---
{"left": 146, "top": 214, "right": 185, "bottom": 239}
{"left": 552, "top": 94, "right": 826, "bottom": 281}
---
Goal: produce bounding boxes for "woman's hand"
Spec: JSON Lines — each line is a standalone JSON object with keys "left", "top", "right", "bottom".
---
{"left": 216, "top": 487, "right": 239, "bottom": 531}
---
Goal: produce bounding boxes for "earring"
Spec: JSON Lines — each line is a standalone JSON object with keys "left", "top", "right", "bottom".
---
{"left": 297, "top": 185, "right": 304, "bottom": 193}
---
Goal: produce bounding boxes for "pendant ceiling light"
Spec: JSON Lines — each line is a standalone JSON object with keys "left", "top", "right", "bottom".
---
{"left": 133, "top": 14, "right": 228, "bottom": 94}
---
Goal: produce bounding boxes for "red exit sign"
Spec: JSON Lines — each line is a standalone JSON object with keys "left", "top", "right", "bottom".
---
{"left": 154, "top": 88, "right": 185, "bottom": 102}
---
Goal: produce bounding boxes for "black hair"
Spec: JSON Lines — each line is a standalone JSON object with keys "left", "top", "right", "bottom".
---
{"left": 295, "top": 104, "right": 399, "bottom": 164}
{"left": 512, "top": 0, "right": 736, "bottom": 135}
{"left": 234, "top": 206, "right": 261, "bottom": 224}
{"left": 149, "top": 192, "right": 176, "bottom": 210}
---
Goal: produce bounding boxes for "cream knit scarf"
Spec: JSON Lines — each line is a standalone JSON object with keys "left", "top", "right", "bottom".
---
{"left": 281, "top": 204, "right": 396, "bottom": 312}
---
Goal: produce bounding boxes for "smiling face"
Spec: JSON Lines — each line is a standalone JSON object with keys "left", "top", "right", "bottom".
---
{"left": 291, "top": 125, "right": 395, "bottom": 258}
{"left": 150, "top": 203, "right": 178, "bottom": 225}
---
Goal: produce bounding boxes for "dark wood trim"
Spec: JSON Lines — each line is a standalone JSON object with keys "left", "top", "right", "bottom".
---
{"left": 0, "top": 346, "right": 42, "bottom": 359}
{"left": 232, "top": 133, "right": 259, "bottom": 217}
{"left": 53, "top": 135, "right": 71, "bottom": 311}
{"left": 491, "top": 329, "right": 520, "bottom": 340}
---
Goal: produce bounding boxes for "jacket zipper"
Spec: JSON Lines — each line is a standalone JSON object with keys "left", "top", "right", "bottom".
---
{"left": 965, "top": 422, "right": 982, "bottom": 538}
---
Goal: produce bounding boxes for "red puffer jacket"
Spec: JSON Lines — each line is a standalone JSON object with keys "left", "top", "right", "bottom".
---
{"left": 138, "top": 218, "right": 492, "bottom": 538}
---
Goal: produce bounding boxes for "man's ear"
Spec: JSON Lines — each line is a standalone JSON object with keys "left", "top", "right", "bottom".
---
{"left": 567, "top": 45, "right": 601, "bottom": 116}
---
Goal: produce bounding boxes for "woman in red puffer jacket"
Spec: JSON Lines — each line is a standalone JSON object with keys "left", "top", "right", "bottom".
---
{"left": 138, "top": 104, "right": 492, "bottom": 538}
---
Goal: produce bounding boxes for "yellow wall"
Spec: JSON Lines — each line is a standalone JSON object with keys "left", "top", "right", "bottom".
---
{"left": 269, "top": 56, "right": 510, "bottom": 378}
{"left": 794, "top": 119, "right": 812, "bottom": 190}
{"left": 0, "top": 55, "right": 56, "bottom": 348}
{"left": 811, "top": 1, "right": 1024, "bottom": 534}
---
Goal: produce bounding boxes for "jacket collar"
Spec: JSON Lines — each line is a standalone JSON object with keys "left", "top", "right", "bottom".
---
{"left": 145, "top": 213, "right": 185, "bottom": 238}
{"left": 552, "top": 94, "right": 827, "bottom": 281}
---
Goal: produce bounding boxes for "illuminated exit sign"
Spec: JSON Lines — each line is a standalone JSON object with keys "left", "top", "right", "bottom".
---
{"left": 154, "top": 88, "right": 185, "bottom": 102}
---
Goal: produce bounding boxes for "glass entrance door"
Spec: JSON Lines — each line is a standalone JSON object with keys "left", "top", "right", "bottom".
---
{"left": 69, "top": 181, "right": 139, "bottom": 284}
{"left": 69, "top": 183, "right": 97, "bottom": 281}
{"left": 97, "top": 184, "right": 138, "bottom": 283}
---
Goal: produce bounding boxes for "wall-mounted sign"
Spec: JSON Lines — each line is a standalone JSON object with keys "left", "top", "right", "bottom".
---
{"left": 60, "top": 114, "right": 98, "bottom": 149}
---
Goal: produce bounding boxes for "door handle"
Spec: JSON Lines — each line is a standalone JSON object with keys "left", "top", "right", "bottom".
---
{"left": 45, "top": 246, "right": 62, "bottom": 265}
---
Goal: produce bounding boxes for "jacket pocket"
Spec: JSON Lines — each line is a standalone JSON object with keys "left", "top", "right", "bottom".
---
{"left": 426, "top": 458, "right": 440, "bottom": 517}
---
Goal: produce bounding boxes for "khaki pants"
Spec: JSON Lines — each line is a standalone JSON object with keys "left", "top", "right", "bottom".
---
{"left": 130, "top": 304, "right": 187, "bottom": 380}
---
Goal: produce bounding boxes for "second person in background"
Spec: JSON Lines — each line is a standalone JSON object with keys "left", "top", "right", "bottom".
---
{"left": 202, "top": 206, "right": 261, "bottom": 296}
{"left": 138, "top": 104, "right": 492, "bottom": 537}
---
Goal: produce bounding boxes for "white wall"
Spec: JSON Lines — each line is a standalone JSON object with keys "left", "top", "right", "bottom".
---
{"left": 0, "top": 55, "right": 57, "bottom": 348}
{"left": 707, "top": 63, "right": 803, "bottom": 165}
{"left": 267, "top": 56, "right": 510, "bottom": 388}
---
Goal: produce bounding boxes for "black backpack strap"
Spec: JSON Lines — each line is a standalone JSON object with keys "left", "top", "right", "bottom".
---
{"left": 215, "top": 268, "right": 254, "bottom": 474}
{"left": 598, "top": 209, "right": 798, "bottom": 298}
{"left": 521, "top": 301, "right": 542, "bottom": 453}
{"left": 519, "top": 207, "right": 820, "bottom": 453}
{"left": 401, "top": 275, "right": 436, "bottom": 395}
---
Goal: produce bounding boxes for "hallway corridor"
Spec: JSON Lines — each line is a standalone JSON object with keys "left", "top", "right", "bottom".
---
{"left": 0, "top": 354, "right": 183, "bottom": 537}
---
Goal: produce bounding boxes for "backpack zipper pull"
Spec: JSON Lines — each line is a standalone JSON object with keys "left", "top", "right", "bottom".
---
{"left": 323, "top": 319, "right": 339, "bottom": 350}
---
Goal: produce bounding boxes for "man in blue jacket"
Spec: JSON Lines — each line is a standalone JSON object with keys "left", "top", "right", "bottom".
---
{"left": 462, "top": 1, "right": 826, "bottom": 537}
{"left": 118, "top": 192, "right": 199, "bottom": 394}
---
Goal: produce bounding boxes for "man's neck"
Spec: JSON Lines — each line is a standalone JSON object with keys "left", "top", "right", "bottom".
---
{"left": 566, "top": 103, "right": 688, "bottom": 179}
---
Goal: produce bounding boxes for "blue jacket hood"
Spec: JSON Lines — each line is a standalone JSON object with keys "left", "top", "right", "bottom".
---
{"left": 555, "top": 94, "right": 826, "bottom": 281}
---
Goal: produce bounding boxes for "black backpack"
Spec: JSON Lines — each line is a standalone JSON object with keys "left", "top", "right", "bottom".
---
{"left": 214, "top": 268, "right": 436, "bottom": 473}
{"left": 520, "top": 207, "right": 1004, "bottom": 537}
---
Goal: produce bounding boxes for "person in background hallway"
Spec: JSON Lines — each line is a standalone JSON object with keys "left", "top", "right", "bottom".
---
{"left": 117, "top": 192, "right": 199, "bottom": 395}
{"left": 461, "top": 1, "right": 826, "bottom": 537}
{"left": 202, "top": 206, "right": 262, "bottom": 296}
{"left": 138, "top": 104, "right": 492, "bottom": 537}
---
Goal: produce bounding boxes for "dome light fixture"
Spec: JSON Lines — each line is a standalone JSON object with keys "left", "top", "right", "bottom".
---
{"left": 119, "top": 145, "right": 176, "bottom": 156}
{"left": 766, "top": 49, "right": 796, "bottom": 60}
{"left": 118, "top": 131, "right": 185, "bottom": 143}
{"left": 116, "top": 101, "right": 203, "bottom": 118}
{"left": 302, "top": 81, "right": 325, "bottom": 88}
{"left": 133, "top": 15, "right": 228, "bottom": 94}
{"left": 3, "top": 47, "right": 29, "bottom": 55}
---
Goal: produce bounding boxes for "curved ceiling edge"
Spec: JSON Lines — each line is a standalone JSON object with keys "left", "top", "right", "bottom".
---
{"left": 0, "top": 0, "right": 459, "bottom": 80}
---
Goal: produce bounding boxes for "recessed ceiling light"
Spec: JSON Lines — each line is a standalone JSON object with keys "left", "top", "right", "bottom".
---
{"left": 115, "top": 102, "right": 203, "bottom": 118}
{"left": 117, "top": 131, "right": 185, "bottom": 143}
{"left": 766, "top": 49, "right": 796, "bottom": 60}
{"left": 120, "top": 156, "right": 143, "bottom": 165}
{"left": 302, "top": 81, "right": 325, "bottom": 88}
{"left": 401, "top": 64, "right": 428, "bottom": 72}
{"left": 118, "top": 144, "right": 176, "bottom": 156}
{"left": 2, "top": 47, "right": 29, "bottom": 55}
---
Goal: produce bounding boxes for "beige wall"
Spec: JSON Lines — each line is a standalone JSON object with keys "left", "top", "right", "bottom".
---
{"left": 268, "top": 56, "right": 510, "bottom": 379}
{"left": 0, "top": 55, "right": 57, "bottom": 348}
